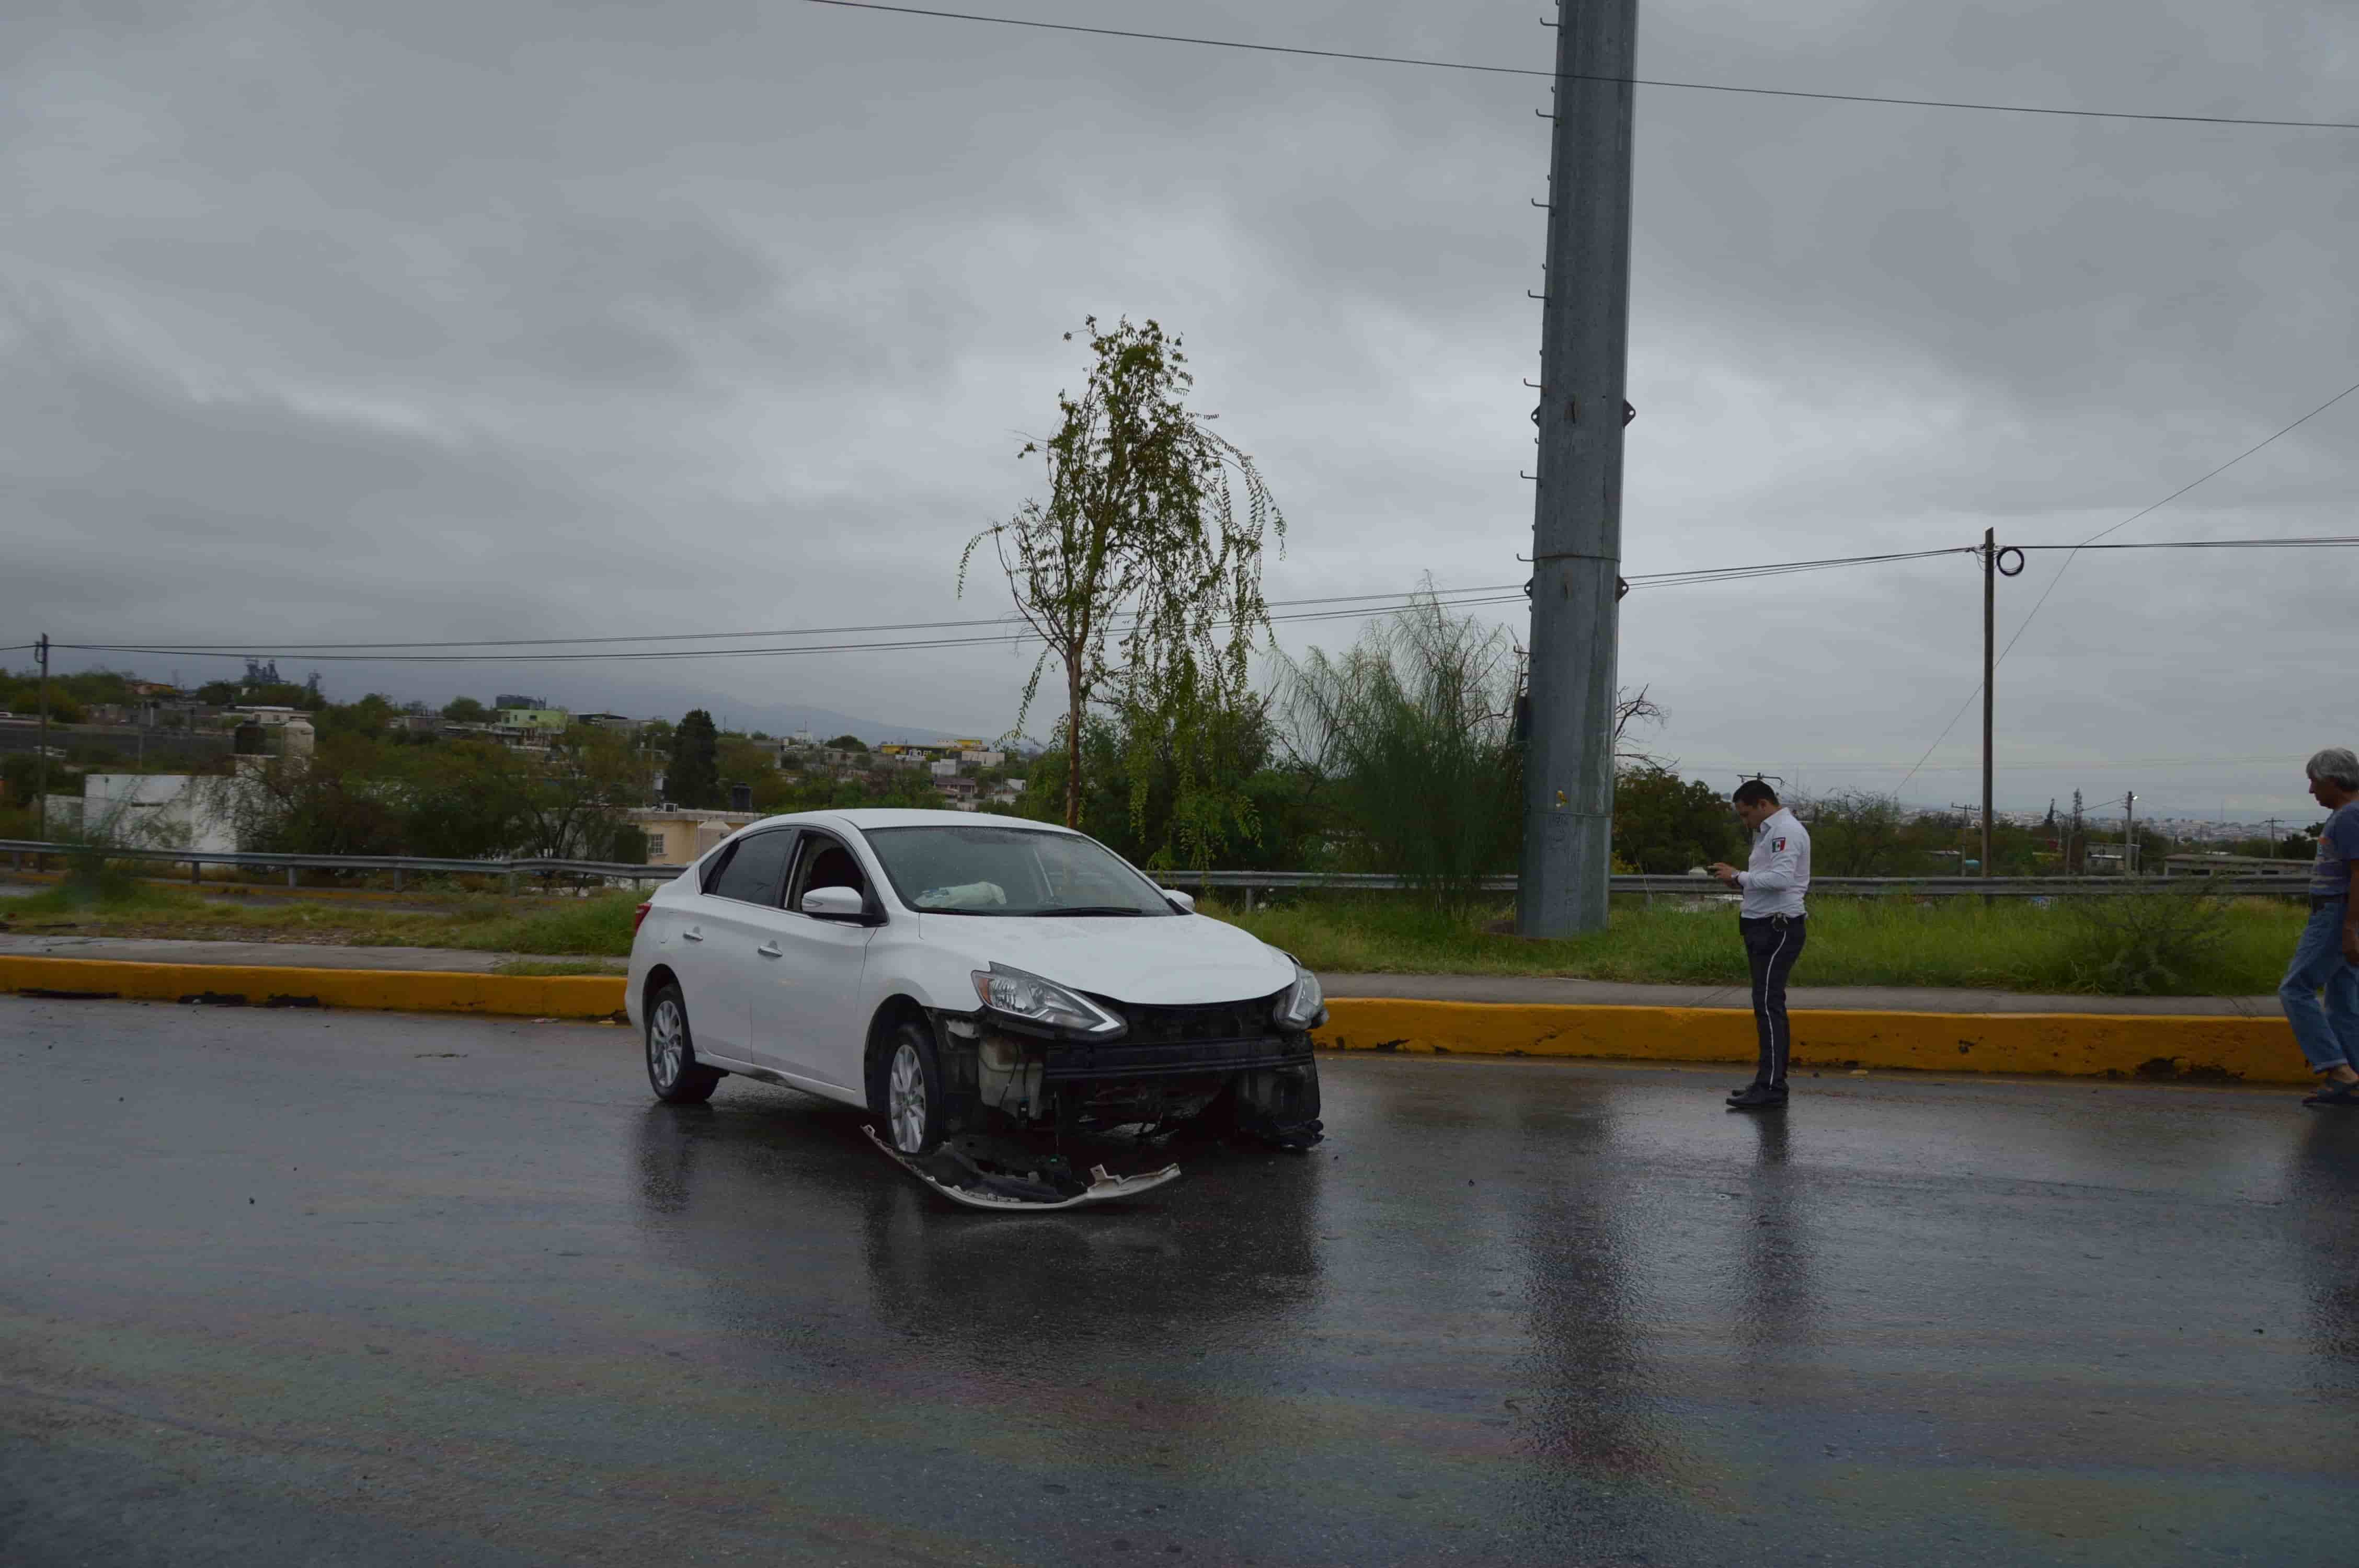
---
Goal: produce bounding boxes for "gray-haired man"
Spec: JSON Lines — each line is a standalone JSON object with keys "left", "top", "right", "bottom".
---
{"left": 2286, "top": 747, "right": 2359, "bottom": 1107}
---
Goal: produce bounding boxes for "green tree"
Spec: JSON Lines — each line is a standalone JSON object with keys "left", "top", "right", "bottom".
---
{"left": 822, "top": 733, "right": 864, "bottom": 752}
{"left": 441, "top": 696, "right": 490, "bottom": 723}
{"left": 317, "top": 693, "right": 398, "bottom": 741}
{"left": 1800, "top": 789, "right": 1904, "bottom": 877}
{"left": 668, "top": 710, "right": 721, "bottom": 808}
{"left": 1612, "top": 768, "right": 1735, "bottom": 874}
{"left": 513, "top": 728, "right": 651, "bottom": 859}
{"left": 961, "top": 316, "right": 1283, "bottom": 839}
{"left": 394, "top": 740, "right": 536, "bottom": 859}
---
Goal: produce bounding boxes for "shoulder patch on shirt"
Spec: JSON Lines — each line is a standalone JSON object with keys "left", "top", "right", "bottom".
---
{"left": 1770, "top": 837, "right": 1787, "bottom": 852}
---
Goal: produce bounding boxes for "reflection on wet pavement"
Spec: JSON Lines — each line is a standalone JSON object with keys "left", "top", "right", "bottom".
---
{"left": 4, "top": 998, "right": 2354, "bottom": 1566}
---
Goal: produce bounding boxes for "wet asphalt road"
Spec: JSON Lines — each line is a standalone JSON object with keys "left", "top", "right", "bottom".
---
{"left": 4, "top": 1000, "right": 2355, "bottom": 1567}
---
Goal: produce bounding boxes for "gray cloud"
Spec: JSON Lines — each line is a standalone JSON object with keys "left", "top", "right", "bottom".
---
{"left": 3, "top": 0, "right": 2353, "bottom": 816}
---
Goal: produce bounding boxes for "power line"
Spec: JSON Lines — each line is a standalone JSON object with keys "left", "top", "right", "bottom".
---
{"left": 67, "top": 582, "right": 1530, "bottom": 653}
{"left": 1894, "top": 377, "right": 2359, "bottom": 790}
{"left": 1622, "top": 545, "right": 1974, "bottom": 587}
{"left": 802, "top": 0, "right": 2359, "bottom": 133}
{"left": 57, "top": 589, "right": 1537, "bottom": 666}
{"left": 2011, "top": 532, "right": 2359, "bottom": 551}
{"left": 50, "top": 547, "right": 1975, "bottom": 663}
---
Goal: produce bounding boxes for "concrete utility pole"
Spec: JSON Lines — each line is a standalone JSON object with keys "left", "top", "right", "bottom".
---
{"left": 2124, "top": 790, "right": 2137, "bottom": 875}
{"left": 1520, "top": 0, "right": 1639, "bottom": 939}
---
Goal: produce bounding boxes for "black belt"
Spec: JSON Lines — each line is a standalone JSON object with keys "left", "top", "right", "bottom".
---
{"left": 1739, "top": 913, "right": 1806, "bottom": 927}
{"left": 2315, "top": 894, "right": 2349, "bottom": 913}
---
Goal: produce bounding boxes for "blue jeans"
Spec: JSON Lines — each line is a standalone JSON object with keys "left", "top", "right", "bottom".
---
{"left": 2280, "top": 897, "right": 2359, "bottom": 1073}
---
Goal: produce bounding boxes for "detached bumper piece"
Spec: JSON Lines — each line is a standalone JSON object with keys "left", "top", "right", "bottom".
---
{"left": 865, "top": 1125, "right": 1181, "bottom": 1212}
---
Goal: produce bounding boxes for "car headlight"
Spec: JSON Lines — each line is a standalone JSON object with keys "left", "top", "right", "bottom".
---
{"left": 971, "top": 963, "right": 1127, "bottom": 1037}
{"left": 1274, "top": 963, "right": 1326, "bottom": 1030}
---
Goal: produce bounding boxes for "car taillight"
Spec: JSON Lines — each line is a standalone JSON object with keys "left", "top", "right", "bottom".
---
{"left": 633, "top": 901, "right": 652, "bottom": 933}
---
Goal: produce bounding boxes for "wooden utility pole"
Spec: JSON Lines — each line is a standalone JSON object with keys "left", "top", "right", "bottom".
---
{"left": 1520, "top": 0, "right": 1639, "bottom": 938}
{"left": 34, "top": 633, "right": 50, "bottom": 840}
{"left": 1981, "top": 528, "right": 1995, "bottom": 878}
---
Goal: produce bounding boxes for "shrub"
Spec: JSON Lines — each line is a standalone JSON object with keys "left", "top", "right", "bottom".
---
{"left": 2062, "top": 885, "right": 2233, "bottom": 995}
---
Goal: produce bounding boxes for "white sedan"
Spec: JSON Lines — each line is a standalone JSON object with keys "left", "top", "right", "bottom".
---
{"left": 625, "top": 809, "right": 1326, "bottom": 1202}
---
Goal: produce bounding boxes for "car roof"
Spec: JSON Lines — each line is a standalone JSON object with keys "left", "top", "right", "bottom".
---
{"left": 732, "top": 808, "right": 1081, "bottom": 838}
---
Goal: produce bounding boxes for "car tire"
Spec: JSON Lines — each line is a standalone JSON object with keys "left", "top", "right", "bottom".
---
{"left": 874, "top": 1019, "right": 948, "bottom": 1156}
{"left": 645, "top": 982, "right": 723, "bottom": 1104}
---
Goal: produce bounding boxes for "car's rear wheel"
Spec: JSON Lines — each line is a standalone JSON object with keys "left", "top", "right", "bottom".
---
{"left": 646, "top": 982, "right": 723, "bottom": 1104}
{"left": 877, "top": 1020, "right": 947, "bottom": 1155}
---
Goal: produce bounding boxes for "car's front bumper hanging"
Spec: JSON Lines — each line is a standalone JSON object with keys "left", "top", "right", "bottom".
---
{"left": 864, "top": 1125, "right": 1181, "bottom": 1211}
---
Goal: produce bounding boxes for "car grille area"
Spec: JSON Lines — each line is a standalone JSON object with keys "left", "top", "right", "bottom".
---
{"left": 1045, "top": 990, "right": 1306, "bottom": 1082}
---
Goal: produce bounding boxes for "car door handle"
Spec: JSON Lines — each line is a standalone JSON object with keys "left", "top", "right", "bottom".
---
{"left": 755, "top": 942, "right": 783, "bottom": 959}
{"left": 681, "top": 927, "right": 704, "bottom": 942}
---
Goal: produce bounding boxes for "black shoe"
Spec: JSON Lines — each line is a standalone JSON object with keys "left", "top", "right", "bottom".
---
{"left": 1726, "top": 1085, "right": 1788, "bottom": 1111}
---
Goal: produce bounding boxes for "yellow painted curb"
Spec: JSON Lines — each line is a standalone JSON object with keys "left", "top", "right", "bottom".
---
{"left": 1317, "top": 997, "right": 2306, "bottom": 1086}
{"left": 0, "top": 958, "right": 2304, "bottom": 1085}
{"left": 0, "top": 956, "right": 627, "bottom": 1021}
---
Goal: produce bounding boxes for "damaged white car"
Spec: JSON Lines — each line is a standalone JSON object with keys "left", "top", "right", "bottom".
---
{"left": 625, "top": 809, "right": 1326, "bottom": 1207}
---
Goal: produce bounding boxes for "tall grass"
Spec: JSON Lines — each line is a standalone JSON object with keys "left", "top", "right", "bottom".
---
{"left": 1278, "top": 593, "right": 1520, "bottom": 902}
{"left": 0, "top": 883, "right": 645, "bottom": 958}
{"left": 1211, "top": 893, "right": 2301, "bottom": 996}
{"left": 1, "top": 878, "right": 2304, "bottom": 995}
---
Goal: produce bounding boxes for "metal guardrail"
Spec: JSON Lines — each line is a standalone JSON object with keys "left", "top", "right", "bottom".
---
{"left": 1160, "top": 869, "right": 2312, "bottom": 902}
{"left": 0, "top": 839, "right": 684, "bottom": 891}
{"left": 1, "top": 838, "right": 2310, "bottom": 901}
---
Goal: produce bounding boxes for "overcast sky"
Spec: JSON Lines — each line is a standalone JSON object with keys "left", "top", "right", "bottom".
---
{"left": 4, "top": 0, "right": 2353, "bottom": 817}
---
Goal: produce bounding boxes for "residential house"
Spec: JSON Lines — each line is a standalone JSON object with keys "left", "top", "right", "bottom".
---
{"left": 628, "top": 805, "right": 765, "bottom": 867}
{"left": 935, "top": 777, "right": 981, "bottom": 811}
{"left": 576, "top": 712, "right": 645, "bottom": 737}
{"left": 497, "top": 706, "right": 571, "bottom": 735}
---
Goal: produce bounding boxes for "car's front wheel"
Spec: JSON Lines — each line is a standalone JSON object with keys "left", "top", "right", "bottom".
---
{"left": 646, "top": 982, "right": 723, "bottom": 1104}
{"left": 876, "top": 1020, "right": 947, "bottom": 1155}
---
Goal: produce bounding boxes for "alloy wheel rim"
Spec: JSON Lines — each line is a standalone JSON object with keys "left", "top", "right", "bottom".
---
{"left": 888, "top": 1043, "right": 926, "bottom": 1152}
{"left": 650, "top": 999, "right": 684, "bottom": 1090}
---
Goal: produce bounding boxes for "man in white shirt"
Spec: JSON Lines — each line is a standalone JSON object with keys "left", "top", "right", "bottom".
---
{"left": 1708, "top": 779, "right": 1811, "bottom": 1110}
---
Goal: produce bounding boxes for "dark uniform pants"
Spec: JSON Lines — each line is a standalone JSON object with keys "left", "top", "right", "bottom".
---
{"left": 1739, "top": 915, "right": 1806, "bottom": 1091}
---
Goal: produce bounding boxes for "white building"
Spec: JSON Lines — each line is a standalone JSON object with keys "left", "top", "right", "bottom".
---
{"left": 81, "top": 774, "right": 241, "bottom": 853}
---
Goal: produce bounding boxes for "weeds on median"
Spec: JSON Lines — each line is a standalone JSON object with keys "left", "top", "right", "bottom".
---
{"left": 1205, "top": 891, "right": 2298, "bottom": 997}
{"left": 0, "top": 878, "right": 2303, "bottom": 996}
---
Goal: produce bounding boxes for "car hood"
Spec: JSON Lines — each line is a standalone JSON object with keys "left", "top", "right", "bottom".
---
{"left": 911, "top": 911, "right": 1298, "bottom": 1007}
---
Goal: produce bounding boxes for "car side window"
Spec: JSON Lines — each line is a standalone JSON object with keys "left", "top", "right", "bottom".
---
{"left": 707, "top": 830, "right": 797, "bottom": 907}
{"left": 787, "top": 832, "right": 869, "bottom": 914}
{"left": 698, "top": 840, "right": 739, "bottom": 895}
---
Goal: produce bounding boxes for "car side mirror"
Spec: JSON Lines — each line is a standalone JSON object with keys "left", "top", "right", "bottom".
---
{"left": 1162, "top": 889, "right": 1197, "bottom": 915}
{"left": 800, "top": 885, "right": 867, "bottom": 920}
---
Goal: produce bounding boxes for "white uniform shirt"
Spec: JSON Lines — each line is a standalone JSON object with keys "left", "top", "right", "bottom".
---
{"left": 1736, "top": 806, "right": 1810, "bottom": 918}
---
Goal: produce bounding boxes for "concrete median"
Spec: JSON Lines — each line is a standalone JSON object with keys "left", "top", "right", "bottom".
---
{"left": 0, "top": 956, "right": 627, "bottom": 1021}
{"left": 0, "top": 955, "right": 2306, "bottom": 1083}
{"left": 1316, "top": 996, "right": 2304, "bottom": 1084}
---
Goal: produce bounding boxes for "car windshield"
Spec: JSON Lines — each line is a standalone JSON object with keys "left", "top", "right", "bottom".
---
{"left": 861, "top": 824, "right": 1174, "bottom": 916}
